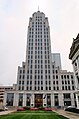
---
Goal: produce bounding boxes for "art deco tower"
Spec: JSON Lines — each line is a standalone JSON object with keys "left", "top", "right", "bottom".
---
{"left": 4, "top": 11, "right": 75, "bottom": 108}
{"left": 16, "top": 10, "right": 53, "bottom": 107}
{"left": 25, "top": 11, "right": 52, "bottom": 91}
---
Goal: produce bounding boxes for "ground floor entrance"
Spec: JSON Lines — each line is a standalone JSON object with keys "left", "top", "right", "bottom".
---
{"left": 35, "top": 94, "right": 43, "bottom": 107}
{"left": 4, "top": 92, "right": 76, "bottom": 108}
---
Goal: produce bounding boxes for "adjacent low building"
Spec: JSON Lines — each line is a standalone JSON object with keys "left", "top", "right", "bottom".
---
{"left": 0, "top": 86, "right": 13, "bottom": 107}
{"left": 69, "top": 33, "right": 79, "bottom": 109}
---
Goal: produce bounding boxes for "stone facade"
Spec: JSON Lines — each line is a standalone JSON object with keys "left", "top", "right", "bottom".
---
{"left": 4, "top": 11, "right": 76, "bottom": 108}
{"left": 69, "top": 33, "right": 79, "bottom": 109}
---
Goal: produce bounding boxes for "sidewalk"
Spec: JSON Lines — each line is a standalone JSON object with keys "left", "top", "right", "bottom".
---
{"left": 0, "top": 110, "right": 16, "bottom": 115}
{"left": 54, "top": 109, "right": 79, "bottom": 119}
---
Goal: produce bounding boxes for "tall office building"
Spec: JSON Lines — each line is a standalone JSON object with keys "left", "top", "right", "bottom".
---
{"left": 4, "top": 11, "right": 76, "bottom": 107}
{"left": 52, "top": 53, "right": 62, "bottom": 69}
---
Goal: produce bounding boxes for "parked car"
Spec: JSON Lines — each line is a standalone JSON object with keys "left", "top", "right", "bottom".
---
{"left": 65, "top": 106, "right": 76, "bottom": 111}
{"left": 0, "top": 106, "right": 8, "bottom": 111}
{"left": 4, "top": 107, "right": 8, "bottom": 111}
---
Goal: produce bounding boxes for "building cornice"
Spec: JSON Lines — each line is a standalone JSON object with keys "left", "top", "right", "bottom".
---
{"left": 69, "top": 34, "right": 79, "bottom": 60}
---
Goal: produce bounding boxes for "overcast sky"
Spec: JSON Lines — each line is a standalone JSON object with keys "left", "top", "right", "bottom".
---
{"left": 0, "top": 0, "right": 79, "bottom": 85}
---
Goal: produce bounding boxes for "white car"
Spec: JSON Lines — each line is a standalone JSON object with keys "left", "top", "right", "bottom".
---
{"left": 65, "top": 106, "right": 76, "bottom": 111}
{"left": 4, "top": 107, "right": 8, "bottom": 111}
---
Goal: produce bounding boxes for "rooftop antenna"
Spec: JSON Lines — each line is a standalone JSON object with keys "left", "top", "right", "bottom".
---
{"left": 38, "top": 6, "right": 39, "bottom": 11}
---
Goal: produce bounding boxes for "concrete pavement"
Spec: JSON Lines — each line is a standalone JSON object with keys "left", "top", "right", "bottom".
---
{"left": 0, "top": 110, "right": 16, "bottom": 115}
{"left": 54, "top": 109, "right": 79, "bottom": 119}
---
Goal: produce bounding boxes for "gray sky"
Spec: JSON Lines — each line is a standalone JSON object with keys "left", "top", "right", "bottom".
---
{"left": 0, "top": 0, "right": 79, "bottom": 85}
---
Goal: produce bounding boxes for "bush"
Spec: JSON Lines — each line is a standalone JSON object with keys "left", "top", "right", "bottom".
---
{"left": 43, "top": 107, "right": 52, "bottom": 111}
{"left": 30, "top": 107, "right": 38, "bottom": 110}
{"left": 0, "top": 108, "right": 4, "bottom": 111}
{"left": 17, "top": 107, "right": 25, "bottom": 111}
{"left": 38, "top": 106, "right": 44, "bottom": 110}
{"left": 23, "top": 106, "right": 30, "bottom": 110}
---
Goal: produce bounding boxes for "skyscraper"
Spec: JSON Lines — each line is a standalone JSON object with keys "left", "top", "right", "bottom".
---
{"left": 4, "top": 11, "right": 76, "bottom": 108}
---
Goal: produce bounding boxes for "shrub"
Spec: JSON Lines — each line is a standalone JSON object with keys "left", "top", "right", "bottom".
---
{"left": 38, "top": 106, "right": 44, "bottom": 110}
{"left": 43, "top": 107, "right": 52, "bottom": 111}
{"left": 17, "top": 107, "right": 25, "bottom": 111}
{"left": 0, "top": 108, "right": 4, "bottom": 111}
{"left": 30, "top": 107, "right": 38, "bottom": 110}
{"left": 23, "top": 106, "right": 30, "bottom": 110}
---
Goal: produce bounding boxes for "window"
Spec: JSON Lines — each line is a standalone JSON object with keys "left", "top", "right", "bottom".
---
{"left": 19, "top": 81, "right": 21, "bottom": 84}
{"left": 30, "top": 87, "right": 32, "bottom": 90}
{"left": 30, "top": 81, "right": 32, "bottom": 85}
{"left": 46, "top": 87, "right": 48, "bottom": 90}
{"left": 41, "top": 75, "right": 43, "bottom": 79}
{"left": 23, "top": 65, "right": 25, "bottom": 69}
{"left": 45, "top": 75, "right": 47, "bottom": 79}
{"left": 45, "top": 81, "right": 47, "bottom": 85}
{"left": 56, "top": 75, "right": 58, "bottom": 79}
{"left": 52, "top": 65, "right": 54, "bottom": 69}
{"left": 49, "top": 87, "right": 51, "bottom": 90}
{"left": 65, "top": 80, "right": 67, "bottom": 84}
{"left": 27, "top": 86, "right": 29, "bottom": 90}
{"left": 64, "top": 75, "right": 66, "bottom": 79}
{"left": 30, "top": 70, "right": 32, "bottom": 74}
{"left": 52, "top": 70, "right": 54, "bottom": 73}
{"left": 49, "top": 81, "right": 51, "bottom": 85}
{"left": 72, "top": 80, "right": 74, "bottom": 84}
{"left": 23, "top": 70, "right": 25, "bottom": 73}
{"left": 20, "top": 70, "right": 22, "bottom": 74}
{"left": 30, "top": 75, "right": 32, "bottom": 79}
{"left": 38, "top": 81, "right": 40, "bottom": 84}
{"left": 41, "top": 81, "right": 43, "bottom": 84}
{"left": 41, "top": 87, "right": 43, "bottom": 90}
{"left": 62, "top": 86, "right": 64, "bottom": 90}
{"left": 72, "top": 86, "right": 74, "bottom": 90}
{"left": 49, "top": 75, "right": 50, "bottom": 79}
{"left": 48, "top": 70, "right": 50, "bottom": 74}
{"left": 22, "top": 81, "right": 24, "bottom": 85}
{"left": 22, "top": 86, "right": 24, "bottom": 90}
{"left": 53, "top": 81, "right": 55, "bottom": 84}
{"left": 62, "top": 81, "right": 64, "bottom": 84}
{"left": 56, "top": 70, "right": 58, "bottom": 74}
{"left": 23, "top": 75, "right": 25, "bottom": 79}
{"left": 65, "top": 86, "right": 67, "bottom": 90}
{"left": 27, "top": 75, "right": 29, "bottom": 79}
{"left": 67, "top": 75, "right": 69, "bottom": 79}
{"left": 71, "top": 75, "right": 73, "bottom": 79}
{"left": 38, "top": 87, "right": 40, "bottom": 90}
{"left": 57, "top": 86, "right": 59, "bottom": 90}
{"left": 35, "top": 75, "right": 37, "bottom": 79}
{"left": 38, "top": 75, "right": 40, "bottom": 79}
{"left": 19, "top": 75, "right": 21, "bottom": 79}
{"left": 53, "top": 75, "right": 55, "bottom": 79}
{"left": 63, "top": 93, "right": 70, "bottom": 99}
{"left": 68, "top": 86, "right": 70, "bottom": 90}
{"left": 35, "top": 87, "right": 36, "bottom": 90}
{"left": 27, "top": 81, "right": 29, "bottom": 85}
{"left": 61, "top": 75, "right": 63, "bottom": 79}
{"left": 53, "top": 87, "right": 55, "bottom": 90}
{"left": 68, "top": 80, "right": 70, "bottom": 84}
{"left": 56, "top": 81, "right": 58, "bottom": 84}
{"left": 45, "top": 70, "right": 47, "bottom": 74}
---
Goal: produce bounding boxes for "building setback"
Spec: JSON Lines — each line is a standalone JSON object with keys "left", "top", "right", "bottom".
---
{"left": 4, "top": 11, "right": 76, "bottom": 107}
